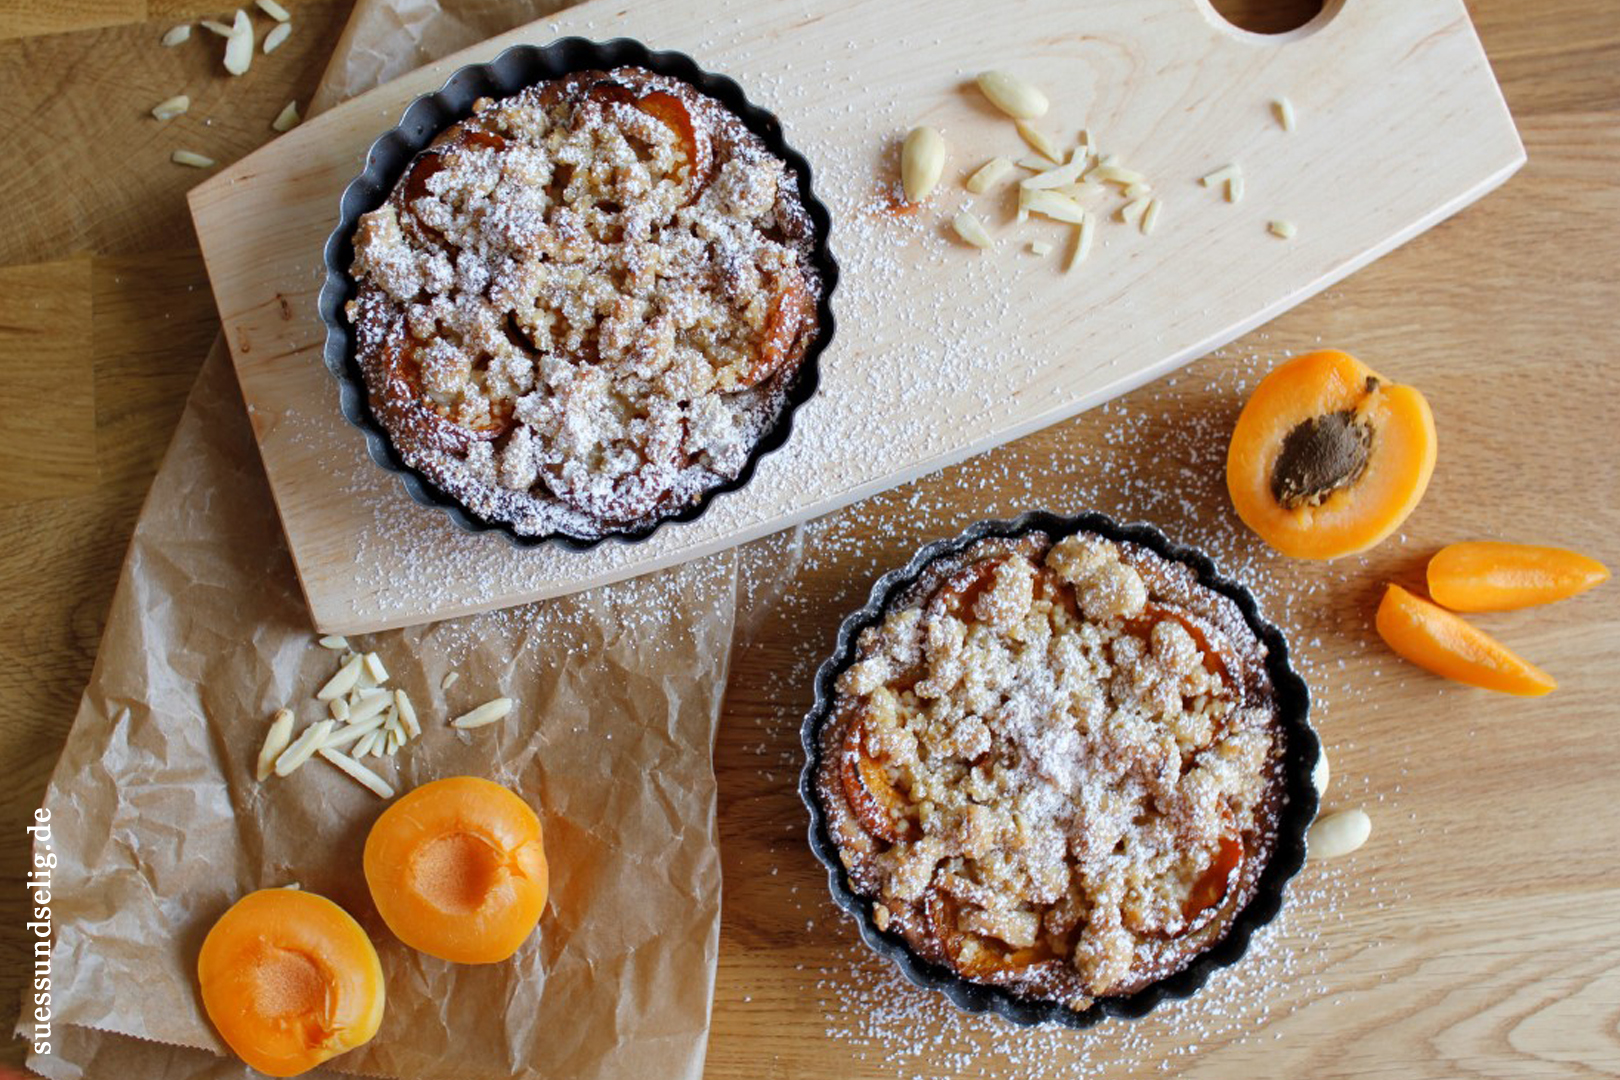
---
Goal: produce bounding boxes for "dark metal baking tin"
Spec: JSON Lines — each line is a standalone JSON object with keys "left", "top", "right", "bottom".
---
{"left": 317, "top": 38, "right": 839, "bottom": 549}
{"left": 798, "top": 510, "right": 1319, "bottom": 1028}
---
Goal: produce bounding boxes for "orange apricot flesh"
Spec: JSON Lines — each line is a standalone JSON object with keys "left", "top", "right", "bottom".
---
{"left": 363, "top": 776, "right": 548, "bottom": 964}
{"left": 197, "top": 888, "right": 384, "bottom": 1077}
{"left": 1227, "top": 350, "right": 1436, "bottom": 559}
{"left": 1375, "top": 584, "right": 1555, "bottom": 696}
{"left": 1428, "top": 540, "right": 1610, "bottom": 612}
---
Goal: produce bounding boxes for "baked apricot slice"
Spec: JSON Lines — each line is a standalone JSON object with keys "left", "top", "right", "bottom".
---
{"left": 197, "top": 888, "right": 384, "bottom": 1078}
{"left": 1428, "top": 540, "right": 1610, "bottom": 612}
{"left": 1375, "top": 584, "right": 1555, "bottom": 696}
{"left": 742, "top": 264, "right": 815, "bottom": 388}
{"left": 1227, "top": 350, "right": 1436, "bottom": 559}
{"left": 635, "top": 90, "right": 712, "bottom": 193}
{"left": 923, "top": 893, "right": 1055, "bottom": 980}
{"left": 363, "top": 776, "right": 548, "bottom": 964}
{"left": 840, "top": 715, "right": 920, "bottom": 844}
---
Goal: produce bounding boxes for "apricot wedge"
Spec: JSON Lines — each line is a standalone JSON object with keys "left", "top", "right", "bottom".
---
{"left": 1375, "top": 584, "right": 1555, "bottom": 696}
{"left": 197, "top": 888, "right": 385, "bottom": 1077}
{"left": 1428, "top": 540, "right": 1610, "bottom": 612}
{"left": 1228, "top": 350, "right": 1436, "bottom": 559}
{"left": 363, "top": 776, "right": 548, "bottom": 964}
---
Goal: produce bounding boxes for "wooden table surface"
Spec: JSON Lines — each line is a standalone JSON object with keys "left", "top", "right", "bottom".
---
{"left": 1, "top": 1, "right": 1616, "bottom": 1077}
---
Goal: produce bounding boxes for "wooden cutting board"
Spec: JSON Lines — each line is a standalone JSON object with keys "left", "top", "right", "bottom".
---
{"left": 187, "top": 0, "right": 1523, "bottom": 634}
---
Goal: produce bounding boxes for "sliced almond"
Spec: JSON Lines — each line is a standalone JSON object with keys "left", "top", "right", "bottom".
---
{"left": 1019, "top": 149, "right": 1088, "bottom": 191}
{"left": 255, "top": 709, "right": 294, "bottom": 781}
{"left": 1269, "top": 219, "right": 1297, "bottom": 239}
{"left": 328, "top": 696, "right": 350, "bottom": 722}
{"left": 1140, "top": 198, "right": 1163, "bottom": 235}
{"left": 222, "top": 9, "right": 253, "bottom": 76}
{"left": 161, "top": 24, "right": 192, "bottom": 47}
{"left": 1066, "top": 213, "right": 1095, "bottom": 272}
{"left": 271, "top": 100, "right": 301, "bottom": 132}
{"left": 274, "top": 720, "right": 332, "bottom": 776}
{"left": 151, "top": 95, "right": 190, "bottom": 122}
{"left": 200, "top": 18, "right": 234, "bottom": 35}
{"left": 900, "top": 126, "right": 945, "bottom": 204}
{"left": 1028, "top": 239, "right": 1054, "bottom": 257}
{"left": 394, "top": 689, "right": 421, "bottom": 738}
{"left": 1227, "top": 175, "right": 1245, "bottom": 203}
{"left": 352, "top": 728, "right": 382, "bottom": 759}
{"left": 1313, "top": 752, "right": 1331, "bottom": 796}
{"left": 1274, "top": 96, "right": 1297, "bottom": 133}
{"left": 171, "top": 150, "right": 216, "bottom": 169}
{"left": 1020, "top": 188, "right": 1086, "bottom": 225}
{"left": 362, "top": 651, "right": 389, "bottom": 684}
{"left": 317, "top": 635, "right": 348, "bottom": 650}
{"left": 1308, "top": 809, "right": 1370, "bottom": 860}
{"left": 975, "top": 70, "right": 1049, "bottom": 120}
{"left": 255, "top": 0, "right": 290, "bottom": 20}
{"left": 1117, "top": 197, "right": 1151, "bottom": 227}
{"left": 1013, "top": 155, "right": 1049, "bottom": 172}
{"left": 1091, "top": 164, "right": 1147, "bottom": 188}
{"left": 347, "top": 690, "right": 392, "bottom": 724}
{"left": 451, "top": 696, "right": 514, "bottom": 730}
{"left": 319, "top": 747, "right": 395, "bottom": 799}
{"left": 1015, "top": 120, "right": 1060, "bottom": 163}
{"left": 441, "top": 671, "right": 460, "bottom": 690}
{"left": 316, "top": 654, "right": 364, "bottom": 700}
{"left": 965, "top": 157, "right": 1013, "bottom": 195}
{"left": 1200, "top": 163, "right": 1241, "bottom": 188}
{"left": 321, "top": 713, "right": 387, "bottom": 750}
{"left": 1053, "top": 181, "right": 1104, "bottom": 202}
{"left": 263, "top": 21, "right": 291, "bottom": 54}
{"left": 950, "top": 210, "right": 994, "bottom": 250}
{"left": 1123, "top": 181, "right": 1152, "bottom": 199}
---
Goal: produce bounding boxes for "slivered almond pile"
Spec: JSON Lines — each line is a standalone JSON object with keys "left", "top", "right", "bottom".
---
{"left": 893, "top": 68, "right": 1302, "bottom": 259}
{"left": 254, "top": 635, "right": 514, "bottom": 800}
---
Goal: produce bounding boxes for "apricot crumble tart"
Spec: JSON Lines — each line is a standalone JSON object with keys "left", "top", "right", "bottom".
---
{"left": 345, "top": 66, "right": 823, "bottom": 537}
{"left": 814, "top": 530, "right": 1286, "bottom": 1010}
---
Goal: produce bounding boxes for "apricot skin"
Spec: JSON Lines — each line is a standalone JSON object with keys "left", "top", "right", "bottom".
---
{"left": 363, "top": 776, "right": 548, "bottom": 965}
{"left": 1227, "top": 350, "right": 1436, "bottom": 560}
{"left": 197, "top": 889, "right": 385, "bottom": 1078}
{"left": 1375, "top": 584, "right": 1555, "bottom": 696}
{"left": 1428, "top": 541, "right": 1610, "bottom": 612}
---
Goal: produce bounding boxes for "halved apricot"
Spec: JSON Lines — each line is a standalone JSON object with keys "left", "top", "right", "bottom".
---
{"left": 363, "top": 776, "right": 548, "bottom": 964}
{"left": 742, "top": 264, "right": 815, "bottom": 388}
{"left": 923, "top": 892, "right": 1054, "bottom": 980}
{"left": 197, "top": 888, "right": 384, "bottom": 1078}
{"left": 1227, "top": 350, "right": 1436, "bottom": 559}
{"left": 1375, "top": 583, "right": 1556, "bottom": 696}
{"left": 635, "top": 89, "right": 712, "bottom": 193}
{"left": 1428, "top": 540, "right": 1610, "bottom": 612}
{"left": 840, "top": 715, "right": 920, "bottom": 844}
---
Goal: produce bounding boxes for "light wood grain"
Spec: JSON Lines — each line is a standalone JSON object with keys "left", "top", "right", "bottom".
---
{"left": 186, "top": 0, "right": 1523, "bottom": 634}
{"left": 2, "top": 0, "right": 1619, "bottom": 1077}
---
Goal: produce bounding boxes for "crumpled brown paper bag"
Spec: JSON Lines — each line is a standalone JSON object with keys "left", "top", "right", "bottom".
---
{"left": 20, "top": 2, "right": 744, "bottom": 1077}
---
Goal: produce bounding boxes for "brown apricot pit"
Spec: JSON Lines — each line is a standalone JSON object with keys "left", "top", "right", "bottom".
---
{"left": 1270, "top": 388, "right": 1376, "bottom": 510}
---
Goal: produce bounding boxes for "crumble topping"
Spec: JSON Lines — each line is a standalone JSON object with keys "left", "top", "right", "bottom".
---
{"left": 346, "top": 66, "right": 821, "bottom": 536}
{"left": 820, "top": 531, "right": 1283, "bottom": 1009}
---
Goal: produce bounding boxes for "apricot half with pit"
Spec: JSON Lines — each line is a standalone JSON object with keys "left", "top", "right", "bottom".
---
{"left": 197, "top": 888, "right": 385, "bottom": 1078}
{"left": 363, "top": 776, "right": 548, "bottom": 964}
{"left": 1227, "top": 350, "right": 1436, "bottom": 559}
